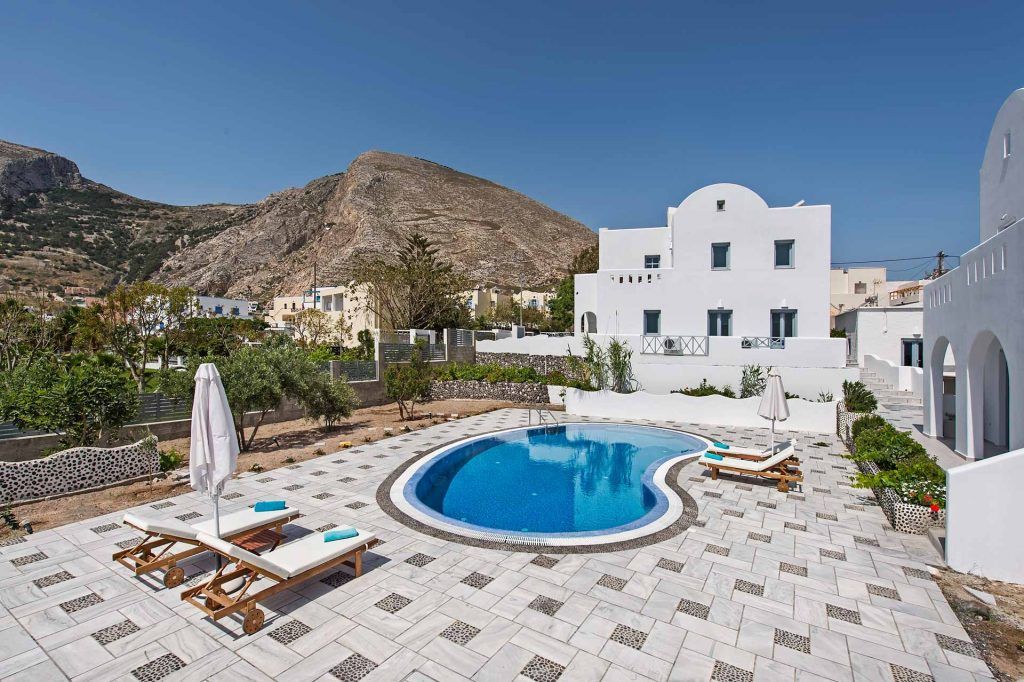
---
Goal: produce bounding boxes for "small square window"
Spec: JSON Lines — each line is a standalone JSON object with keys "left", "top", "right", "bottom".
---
{"left": 712, "top": 243, "right": 730, "bottom": 270}
{"left": 716, "top": 199, "right": 726, "bottom": 211}
{"left": 853, "top": 282, "right": 867, "bottom": 294}
{"left": 644, "top": 255, "right": 661, "bottom": 269}
{"left": 775, "top": 240, "right": 795, "bottom": 268}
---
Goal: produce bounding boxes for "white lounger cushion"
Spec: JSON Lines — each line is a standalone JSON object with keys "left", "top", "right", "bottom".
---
{"left": 196, "top": 529, "right": 376, "bottom": 580}
{"left": 708, "top": 438, "right": 796, "bottom": 458}
{"left": 123, "top": 513, "right": 198, "bottom": 540}
{"left": 699, "top": 445, "right": 796, "bottom": 471}
{"left": 123, "top": 506, "right": 297, "bottom": 542}
{"left": 192, "top": 506, "right": 297, "bottom": 537}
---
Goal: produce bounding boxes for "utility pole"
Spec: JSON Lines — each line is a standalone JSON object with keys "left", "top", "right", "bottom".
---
{"left": 932, "top": 251, "right": 947, "bottom": 279}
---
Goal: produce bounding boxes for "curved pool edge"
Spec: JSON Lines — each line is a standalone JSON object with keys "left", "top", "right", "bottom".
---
{"left": 375, "top": 421, "right": 705, "bottom": 554}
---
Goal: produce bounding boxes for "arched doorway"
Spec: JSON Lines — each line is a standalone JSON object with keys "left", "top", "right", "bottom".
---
{"left": 926, "top": 337, "right": 956, "bottom": 441}
{"left": 966, "top": 331, "right": 1011, "bottom": 458}
{"left": 580, "top": 311, "right": 597, "bottom": 334}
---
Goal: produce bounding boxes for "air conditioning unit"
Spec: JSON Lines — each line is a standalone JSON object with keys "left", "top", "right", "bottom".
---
{"left": 662, "top": 336, "right": 682, "bottom": 355}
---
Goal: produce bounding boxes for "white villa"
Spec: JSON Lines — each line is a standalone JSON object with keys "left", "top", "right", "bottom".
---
{"left": 194, "top": 295, "right": 254, "bottom": 320}
{"left": 266, "top": 284, "right": 377, "bottom": 345}
{"left": 481, "top": 183, "right": 854, "bottom": 396}
{"left": 923, "top": 88, "right": 1024, "bottom": 459}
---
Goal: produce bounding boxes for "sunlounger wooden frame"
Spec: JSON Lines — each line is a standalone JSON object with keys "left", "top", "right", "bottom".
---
{"left": 112, "top": 512, "right": 298, "bottom": 587}
{"left": 181, "top": 537, "right": 379, "bottom": 634}
{"left": 703, "top": 454, "right": 803, "bottom": 492}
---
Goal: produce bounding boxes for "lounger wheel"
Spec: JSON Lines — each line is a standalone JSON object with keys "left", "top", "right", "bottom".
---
{"left": 243, "top": 608, "right": 265, "bottom": 635}
{"left": 163, "top": 567, "right": 185, "bottom": 588}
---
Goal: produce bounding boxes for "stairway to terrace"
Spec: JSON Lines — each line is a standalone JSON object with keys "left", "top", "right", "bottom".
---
{"left": 858, "top": 368, "right": 966, "bottom": 470}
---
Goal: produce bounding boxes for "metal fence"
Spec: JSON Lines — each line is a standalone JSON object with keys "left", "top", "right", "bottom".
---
{"left": 640, "top": 335, "right": 709, "bottom": 356}
{"left": 380, "top": 343, "right": 447, "bottom": 363}
{"left": 336, "top": 360, "right": 378, "bottom": 381}
{"left": 453, "top": 329, "right": 475, "bottom": 347}
{"left": 740, "top": 336, "right": 786, "bottom": 350}
{"left": 132, "top": 392, "right": 191, "bottom": 424}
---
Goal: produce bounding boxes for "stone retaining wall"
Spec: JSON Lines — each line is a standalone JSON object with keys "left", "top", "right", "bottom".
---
{"left": 428, "top": 380, "right": 550, "bottom": 404}
{"left": 0, "top": 437, "right": 160, "bottom": 504}
{"left": 835, "top": 401, "right": 871, "bottom": 447}
{"left": 475, "top": 352, "right": 572, "bottom": 376}
{"left": 856, "top": 460, "right": 945, "bottom": 535}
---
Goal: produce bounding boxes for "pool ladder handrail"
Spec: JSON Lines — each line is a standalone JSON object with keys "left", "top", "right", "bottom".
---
{"left": 530, "top": 407, "right": 559, "bottom": 426}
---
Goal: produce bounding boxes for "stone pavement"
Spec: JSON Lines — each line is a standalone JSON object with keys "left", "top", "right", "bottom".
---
{"left": 0, "top": 409, "right": 993, "bottom": 681}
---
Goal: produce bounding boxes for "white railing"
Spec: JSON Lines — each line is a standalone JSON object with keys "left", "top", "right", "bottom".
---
{"left": 740, "top": 336, "right": 786, "bottom": 349}
{"left": 640, "top": 335, "right": 709, "bottom": 356}
{"left": 889, "top": 285, "right": 922, "bottom": 306}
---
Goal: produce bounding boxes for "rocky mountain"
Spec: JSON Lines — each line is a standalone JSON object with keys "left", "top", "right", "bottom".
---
{"left": 0, "top": 141, "right": 240, "bottom": 294}
{"left": 0, "top": 141, "right": 596, "bottom": 299}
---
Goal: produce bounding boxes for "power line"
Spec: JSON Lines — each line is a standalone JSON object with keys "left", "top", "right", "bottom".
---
{"left": 830, "top": 254, "right": 959, "bottom": 266}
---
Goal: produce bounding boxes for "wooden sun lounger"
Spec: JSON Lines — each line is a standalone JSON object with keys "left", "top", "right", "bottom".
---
{"left": 112, "top": 507, "right": 299, "bottom": 587}
{"left": 706, "top": 438, "right": 799, "bottom": 463}
{"left": 699, "top": 445, "right": 803, "bottom": 492}
{"left": 182, "top": 529, "right": 378, "bottom": 634}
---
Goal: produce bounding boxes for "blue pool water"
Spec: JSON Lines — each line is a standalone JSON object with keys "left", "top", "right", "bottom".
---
{"left": 408, "top": 424, "right": 705, "bottom": 535}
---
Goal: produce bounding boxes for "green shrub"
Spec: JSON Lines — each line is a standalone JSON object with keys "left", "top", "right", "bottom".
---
{"left": 159, "top": 448, "right": 184, "bottom": 472}
{"left": 435, "top": 363, "right": 542, "bottom": 384}
{"left": 851, "top": 414, "right": 888, "bottom": 442}
{"left": 842, "top": 380, "right": 877, "bottom": 413}
{"left": 739, "top": 364, "right": 767, "bottom": 398}
{"left": 854, "top": 456, "right": 946, "bottom": 508}
{"left": 544, "top": 370, "right": 594, "bottom": 391}
{"left": 851, "top": 424, "right": 927, "bottom": 470}
{"left": 673, "top": 379, "right": 736, "bottom": 398}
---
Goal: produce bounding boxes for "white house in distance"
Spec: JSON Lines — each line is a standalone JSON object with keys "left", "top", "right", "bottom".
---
{"left": 923, "top": 88, "right": 1024, "bottom": 459}
{"left": 832, "top": 267, "right": 930, "bottom": 395}
{"left": 482, "top": 183, "right": 855, "bottom": 396}
{"left": 265, "top": 284, "right": 377, "bottom": 345}
{"left": 194, "top": 295, "right": 254, "bottom": 320}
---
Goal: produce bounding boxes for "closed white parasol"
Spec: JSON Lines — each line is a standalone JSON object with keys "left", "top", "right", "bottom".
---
{"left": 189, "top": 363, "right": 239, "bottom": 539}
{"left": 757, "top": 369, "right": 790, "bottom": 449}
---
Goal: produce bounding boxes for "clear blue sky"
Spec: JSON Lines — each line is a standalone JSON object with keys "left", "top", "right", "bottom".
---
{"left": 3, "top": 1, "right": 1021, "bottom": 276}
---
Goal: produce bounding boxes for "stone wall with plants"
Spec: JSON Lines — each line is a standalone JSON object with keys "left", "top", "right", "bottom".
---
{"left": 428, "top": 380, "right": 550, "bottom": 404}
{"left": 845, "top": 413, "right": 946, "bottom": 534}
{"left": 475, "top": 352, "right": 572, "bottom": 376}
{"left": 0, "top": 437, "right": 160, "bottom": 504}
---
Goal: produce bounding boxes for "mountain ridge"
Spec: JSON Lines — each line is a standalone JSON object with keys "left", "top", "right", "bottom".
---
{"left": 0, "top": 141, "right": 596, "bottom": 299}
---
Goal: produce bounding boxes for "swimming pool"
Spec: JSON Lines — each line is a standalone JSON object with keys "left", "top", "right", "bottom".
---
{"left": 386, "top": 423, "right": 707, "bottom": 548}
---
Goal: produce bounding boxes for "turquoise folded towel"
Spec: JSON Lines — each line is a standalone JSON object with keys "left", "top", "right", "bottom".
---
{"left": 254, "top": 500, "right": 286, "bottom": 512}
{"left": 705, "top": 452, "right": 724, "bottom": 461}
{"left": 324, "top": 528, "right": 358, "bottom": 542}
{"left": 712, "top": 441, "right": 730, "bottom": 449}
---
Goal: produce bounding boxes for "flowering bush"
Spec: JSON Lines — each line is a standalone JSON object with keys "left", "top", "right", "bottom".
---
{"left": 849, "top": 417, "right": 946, "bottom": 509}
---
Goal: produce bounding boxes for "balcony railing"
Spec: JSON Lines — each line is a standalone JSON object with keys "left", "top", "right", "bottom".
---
{"left": 740, "top": 336, "right": 786, "bottom": 349}
{"left": 641, "top": 335, "right": 709, "bottom": 356}
{"left": 889, "top": 285, "right": 922, "bottom": 306}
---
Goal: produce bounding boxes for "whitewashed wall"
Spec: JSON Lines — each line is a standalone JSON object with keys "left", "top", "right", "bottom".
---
{"left": 863, "top": 354, "right": 923, "bottom": 395}
{"left": 945, "top": 447, "right": 1024, "bottom": 583}
{"left": 833, "top": 307, "right": 923, "bottom": 368}
{"left": 563, "top": 388, "right": 836, "bottom": 434}
{"left": 576, "top": 183, "right": 831, "bottom": 338}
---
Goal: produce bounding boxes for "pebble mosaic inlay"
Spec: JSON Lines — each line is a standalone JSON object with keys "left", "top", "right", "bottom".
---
{"left": 610, "top": 623, "right": 648, "bottom": 650}
{"left": 150, "top": 501, "right": 175, "bottom": 509}
{"left": 903, "top": 566, "right": 933, "bottom": 580}
{"left": 345, "top": 501, "right": 368, "bottom": 509}
{"left": 747, "top": 532, "right": 771, "bottom": 543}
{"left": 890, "top": 663, "right": 935, "bottom": 682}
{"left": 826, "top": 603, "right": 862, "bottom": 624}
{"left": 90, "top": 522, "right": 120, "bottom": 533}
{"left": 329, "top": 653, "right": 377, "bottom": 681}
{"left": 92, "top": 619, "right": 141, "bottom": 645}
{"left": 269, "top": 620, "right": 312, "bottom": 645}
{"left": 461, "top": 571, "right": 495, "bottom": 589}
{"left": 439, "top": 619, "right": 480, "bottom": 645}
{"left": 131, "top": 653, "right": 186, "bottom": 681}
{"left": 867, "top": 584, "right": 901, "bottom": 600}
{"left": 316, "top": 523, "right": 338, "bottom": 532}
{"left": 405, "top": 553, "right": 435, "bottom": 567}
{"left": 656, "top": 557, "right": 684, "bottom": 572}
{"left": 520, "top": 654, "right": 565, "bottom": 682}
{"left": 712, "top": 659, "right": 754, "bottom": 682}
{"left": 816, "top": 512, "right": 838, "bottom": 522}
{"left": 60, "top": 592, "right": 104, "bottom": 613}
{"left": 33, "top": 570, "right": 74, "bottom": 588}
{"left": 596, "top": 573, "right": 628, "bottom": 591}
{"left": 528, "top": 595, "right": 564, "bottom": 616}
{"left": 784, "top": 522, "right": 806, "bottom": 532}
{"left": 774, "top": 628, "right": 811, "bottom": 654}
{"left": 175, "top": 512, "right": 202, "bottom": 522}
{"left": 734, "top": 579, "right": 764, "bottom": 597}
{"left": 705, "top": 544, "right": 730, "bottom": 557}
{"left": 338, "top": 477, "right": 357, "bottom": 483}
{"left": 530, "top": 554, "right": 559, "bottom": 568}
{"left": 677, "top": 598, "right": 711, "bottom": 620}
{"left": 374, "top": 593, "right": 412, "bottom": 613}
{"left": 10, "top": 551, "right": 47, "bottom": 566}
{"left": 935, "top": 633, "right": 981, "bottom": 658}
{"left": 779, "top": 562, "right": 808, "bottom": 577}
{"left": 820, "top": 548, "right": 847, "bottom": 561}
{"left": 321, "top": 570, "right": 354, "bottom": 588}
